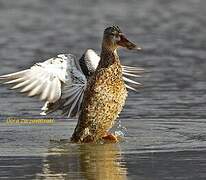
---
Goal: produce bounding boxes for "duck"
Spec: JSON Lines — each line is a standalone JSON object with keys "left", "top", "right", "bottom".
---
{"left": 71, "top": 25, "right": 142, "bottom": 143}
{"left": 0, "top": 25, "right": 143, "bottom": 143}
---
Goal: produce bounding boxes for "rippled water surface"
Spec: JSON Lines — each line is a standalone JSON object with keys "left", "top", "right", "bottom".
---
{"left": 0, "top": 0, "right": 206, "bottom": 179}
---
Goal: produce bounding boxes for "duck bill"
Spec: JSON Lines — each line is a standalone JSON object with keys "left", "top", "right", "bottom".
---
{"left": 117, "top": 34, "right": 142, "bottom": 51}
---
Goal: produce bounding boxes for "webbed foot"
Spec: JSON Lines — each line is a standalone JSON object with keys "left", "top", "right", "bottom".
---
{"left": 102, "top": 133, "right": 118, "bottom": 143}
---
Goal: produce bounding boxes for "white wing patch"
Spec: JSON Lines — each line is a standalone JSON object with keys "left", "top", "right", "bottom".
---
{"left": 0, "top": 54, "right": 87, "bottom": 117}
{"left": 84, "top": 49, "right": 100, "bottom": 70}
{"left": 0, "top": 54, "right": 68, "bottom": 103}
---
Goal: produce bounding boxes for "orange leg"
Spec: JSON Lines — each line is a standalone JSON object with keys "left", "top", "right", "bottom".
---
{"left": 102, "top": 132, "right": 118, "bottom": 143}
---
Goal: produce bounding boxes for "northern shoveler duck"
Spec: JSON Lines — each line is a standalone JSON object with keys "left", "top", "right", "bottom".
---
{"left": 71, "top": 26, "right": 142, "bottom": 143}
{"left": 0, "top": 25, "right": 143, "bottom": 143}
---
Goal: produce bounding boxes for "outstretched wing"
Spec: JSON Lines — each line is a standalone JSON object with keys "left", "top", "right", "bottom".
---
{"left": 82, "top": 49, "right": 144, "bottom": 91}
{"left": 0, "top": 54, "right": 87, "bottom": 117}
{"left": 0, "top": 49, "right": 143, "bottom": 117}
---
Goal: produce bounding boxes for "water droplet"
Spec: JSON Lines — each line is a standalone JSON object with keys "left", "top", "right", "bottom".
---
{"left": 114, "top": 120, "right": 127, "bottom": 137}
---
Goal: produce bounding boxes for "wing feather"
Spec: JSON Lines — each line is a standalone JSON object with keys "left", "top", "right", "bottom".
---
{"left": 67, "top": 88, "right": 84, "bottom": 117}
{"left": 122, "top": 76, "right": 141, "bottom": 85}
{"left": 0, "top": 70, "right": 28, "bottom": 79}
{"left": 11, "top": 79, "right": 31, "bottom": 89}
{"left": 63, "top": 88, "right": 81, "bottom": 106}
{"left": 0, "top": 54, "right": 83, "bottom": 105}
{"left": 20, "top": 79, "right": 39, "bottom": 93}
{"left": 3, "top": 77, "right": 26, "bottom": 84}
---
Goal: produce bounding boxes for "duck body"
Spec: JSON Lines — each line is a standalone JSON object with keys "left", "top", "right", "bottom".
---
{"left": 71, "top": 50, "right": 127, "bottom": 143}
{"left": 71, "top": 25, "right": 142, "bottom": 143}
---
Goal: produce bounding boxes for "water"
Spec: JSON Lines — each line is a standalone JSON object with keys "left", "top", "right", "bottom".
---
{"left": 0, "top": 0, "right": 206, "bottom": 179}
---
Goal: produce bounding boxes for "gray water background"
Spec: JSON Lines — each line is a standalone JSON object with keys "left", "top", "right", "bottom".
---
{"left": 0, "top": 0, "right": 206, "bottom": 179}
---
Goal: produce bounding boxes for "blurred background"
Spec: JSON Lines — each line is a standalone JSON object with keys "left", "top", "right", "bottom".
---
{"left": 0, "top": 0, "right": 206, "bottom": 179}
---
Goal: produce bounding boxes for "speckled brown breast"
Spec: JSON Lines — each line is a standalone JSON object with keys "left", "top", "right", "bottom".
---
{"left": 71, "top": 61, "right": 127, "bottom": 143}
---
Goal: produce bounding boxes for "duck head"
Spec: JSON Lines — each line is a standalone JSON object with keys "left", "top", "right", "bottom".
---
{"left": 102, "top": 25, "right": 142, "bottom": 51}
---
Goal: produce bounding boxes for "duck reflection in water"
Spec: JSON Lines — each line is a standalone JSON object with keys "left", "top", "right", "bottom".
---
{"left": 37, "top": 141, "right": 127, "bottom": 180}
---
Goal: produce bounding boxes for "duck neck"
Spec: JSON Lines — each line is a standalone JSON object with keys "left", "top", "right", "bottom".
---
{"left": 97, "top": 46, "right": 120, "bottom": 70}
